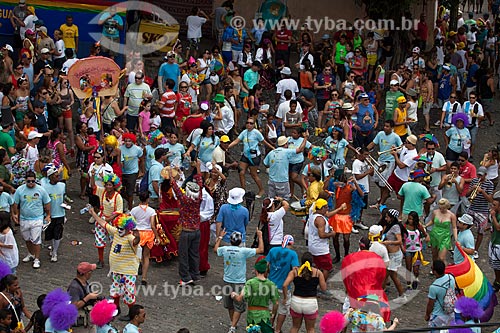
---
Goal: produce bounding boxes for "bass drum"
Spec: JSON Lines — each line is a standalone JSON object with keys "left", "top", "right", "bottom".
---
{"left": 290, "top": 201, "right": 307, "bottom": 217}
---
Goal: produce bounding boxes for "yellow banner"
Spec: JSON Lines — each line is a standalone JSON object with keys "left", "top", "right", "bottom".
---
{"left": 137, "top": 20, "right": 179, "bottom": 52}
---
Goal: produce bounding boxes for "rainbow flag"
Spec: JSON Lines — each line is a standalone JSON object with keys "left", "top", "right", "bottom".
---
{"left": 445, "top": 243, "right": 497, "bottom": 322}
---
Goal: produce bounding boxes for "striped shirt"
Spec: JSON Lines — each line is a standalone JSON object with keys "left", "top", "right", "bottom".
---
{"left": 124, "top": 82, "right": 151, "bottom": 116}
{"left": 97, "top": 187, "right": 123, "bottom": 218}
{"left": 106, "top": 223, "right": 139, "bottom": 275}
{"left": 469, "top": 178, "right": 494, "bottom": 213}
{"left": 160, "top": 90, "right": 177, "bottom": 118}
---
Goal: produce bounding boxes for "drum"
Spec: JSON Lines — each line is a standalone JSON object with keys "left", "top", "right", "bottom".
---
{"left": 290, "top": 201, "right": 307, "bottom": 217}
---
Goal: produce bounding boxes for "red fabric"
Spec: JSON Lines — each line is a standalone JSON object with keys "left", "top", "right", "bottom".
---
{"left": 459, "top": 161, "right": 477, "bottom": 196}
{"left": 198, "top": 221, "right": 210, "bottom": 272}
{"left": 341, "top": 251, "right": 390, "bottom": 322}
{"left": 111, "top": 161, "right": 122, "bottom": 179}
{"left": 176, "top": 93, "right": 192, "bottom": 122}
{"left": 275, "top": 29, "right": 292, "bottom": 51}
{"left": 182, "top": 116, "right": 204, "bottom": 135}
{"left": 417, "top": 22, "right": 428, "bottom": 41}
{"left": 387, "top": 173, "right": 405, "bottom": 193}
{"left": 150, "top": 212, "right": 181, "bottom": 261}
{"left": 313, "top": 253, "right": 333, "bottom": 272}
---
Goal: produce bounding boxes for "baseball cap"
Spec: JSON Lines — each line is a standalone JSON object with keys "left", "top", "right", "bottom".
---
{"left": 220, "top": 135, "right": 230, "bottom": 143}
{"left": 315, "top": 198, "right": 328, "bottom": 210}
{"left": 359, "top": 92, "right": 369, "bottom": 99}
{"left": 390, "top": 79, "right": 399, "bottom": 86}
{"left": 40, "top": 48, "right": 50, "bottom": 54}
{"left": 477, "top": 166, "right": 487, "bottom": 176}
{"left": 368, "top": 225, "right": 383, "bottom": 237}
{"left": 77, "top": 262, "right": 97, "bottom": 274}
{"left": 46, "top": 166, "right": 58, "bottom": 177}
{"left": 27, "top": 131, "right": 43, "bottom": 140}
{"left": 200, "top": 102, "right": 209, "bottom": 111}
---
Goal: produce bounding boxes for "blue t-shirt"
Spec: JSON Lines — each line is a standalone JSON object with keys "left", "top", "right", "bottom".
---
{"left": 163, "top": 142, "right": 186, "bottom": 164}
{"left": 373, "top": 131, "right": 403, "bottom": 162}
{"left": 144, "top": 145, "right": 156, "bottom": 172}
{"left": 428, "top": 274, "right": 456, "bottom": 316}
{"left": 45, "top": 317, "right": 71, "bottom": 333}
{"left": 192, "top": 135, "right": 220, "bottom": 164}
{"left": 445, "top": 126, "right": 470, "bottom": 154}
{"left": 301, "top": 163, "right": 329, "bottom": 179}
{"left": 243, "top": 69, "right": 259, "bottom": 90}
{"left": 158, "top": 62, "right": 181, "bottom": 92}
{"left": 120, "top": 144, "right": 143, "bottom": 174}
{"left": 13, "top": 184, "right": 50, "bottom": 221}
{"left": 324, "top": 137, "right": 348, "bottom": 167}
{"left": 266, "top": 247, "right": 299, "bottom": 289}
{"left": 466, "top": 63, "right": 479, "bottom": 87}
{"left": 217, "top": 246, "right": 257, "bottom": 284}
{"left": 148, "top": 160, "right": 163, "bottom": 199}
{"left": 216, "top": 204, "right": 249, "bottom": 242}
{"left": 264, "top": 147, "right": 295, "bottom": 183}
{"left": 287, "top": 137, "right": 311, "bottom": 164}
{"left": 0, "top": 192, "right": 13, "bottom": 212}
{"left": 100, "top": 12, "right": 123, "bottom": 38}
{"left": 238, "top": 129, "right": 264, "bottom": 156}
{"left": 454, "top": 229, "right": 475, "bottom": 264}
{"left": 45, "top": 182, "right": 66, "bottom": 218}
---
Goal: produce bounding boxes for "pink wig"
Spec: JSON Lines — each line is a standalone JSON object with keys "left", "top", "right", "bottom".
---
{"left": 320, "top": 311, "right": 347, "bottom": 333}
{"left": 42, "top": 288, "right": 71, "bottom": 317}
{"left": 50, "top": 302, "right": 78, "bottom": 331}
{"left": 90, "top": 300, "right": 117, "bottom": 326}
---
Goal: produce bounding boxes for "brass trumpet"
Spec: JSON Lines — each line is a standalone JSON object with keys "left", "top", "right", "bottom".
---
{"left": 377, "top": 145, "right": 404, "bottom": 156}
{"left": 469, "top": 180, "right": 482, "bottom": 203}
{"left": 446, "top": 172, "right": 456, "bottom": 188}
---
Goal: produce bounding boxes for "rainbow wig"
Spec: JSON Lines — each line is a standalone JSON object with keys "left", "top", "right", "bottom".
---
{"left": 0, "top": 261, "right": 12, "bottom": 280}
{"left": 102, "top": 173, "right": 122, "bottom": 191}
{"left": 148, "top": 129, "right": 164, "bottom": 144}
{"left": 455, "top": 297, "right": 484, "bottom": 319}
{"left": 50, "top": 302, "right": 78, "bottom": 331}
{"left": 112, "top": 213, "right": 137, "bottom": 231}
{"left": 90, "top": 300, "right": 117, "bottom": 326}
{"left": 104, "top": 135, "right": 119, "bottom": 149}
{"left": 122, "top": 133, "right": 137, "bottom": 144}
{"left": 42, "top": 288, "right": 71, "bottom": 317}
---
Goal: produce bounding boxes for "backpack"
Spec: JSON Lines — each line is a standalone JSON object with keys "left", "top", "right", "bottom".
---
{"left": 138, "top": 170, "right": 149, "bottom": 194}
{"left": 437, "top": 275, "right": 458, "bottom": 314}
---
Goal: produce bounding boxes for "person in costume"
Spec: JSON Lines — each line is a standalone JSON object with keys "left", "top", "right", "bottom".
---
{"left": 404, "top": 211, "right": 429, "bottom": 290}
{"left": 0, "top": 263, "right": 29, "bottom": 331}
{"left": 143, "top": 129, "right": 165, "bottom": 173}
{"left": 451, "top": 297, "right": 483, "bottom": 333}
{"left": 95, "top": 173, "right": 123, "bottom": 269}
{"left": 90, "top": 299, "right": 119, "bottom": 333}
{"left": 425, "top": 198, "right": 458, "bottom": 265}
{"left": 444, "top": 113, "right": 471, "bottom": 166}
{"left": 103, "top": 135, "right": 122, "bottom": 179}
{"left": 89, "top": 209, "right": 140, "bottom": 314}
{"left": 42, "top": 289, "right": 77, "bottom": 333}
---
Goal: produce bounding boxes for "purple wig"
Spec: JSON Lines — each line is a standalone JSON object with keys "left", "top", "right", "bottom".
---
{"left": 452, "top": 113, "right": 469, "bottom": 127}
{"left": 455, "top": 297, "right": 484, "bottom": 319}
{"left": 50, "top": 302, "right": 78, "bottom": 331}
{"left": 42, "top": 288, "right": 71, "bottom": 317}
{"left": 0, "top": 261, "right": 12, "bottom": 280}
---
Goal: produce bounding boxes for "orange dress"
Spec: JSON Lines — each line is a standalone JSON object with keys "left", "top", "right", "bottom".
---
{"left": 328, "top": 184, "right": 354, "bottom": 234}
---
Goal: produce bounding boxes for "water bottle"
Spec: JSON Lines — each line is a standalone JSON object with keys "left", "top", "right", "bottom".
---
{"left": 80, "top": 205, "right": 90, "bottom": 215}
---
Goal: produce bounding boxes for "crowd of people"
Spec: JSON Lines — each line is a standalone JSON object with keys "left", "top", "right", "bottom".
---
{"left": 0, "top": 0, "right": 499, "bottom": 332}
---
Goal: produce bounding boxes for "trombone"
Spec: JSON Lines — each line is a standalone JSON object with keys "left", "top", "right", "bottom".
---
{"left": 366, "top": 156, "right": 393, "bottom": 192}
{"left": 468, "top": 180, "right": 482, "bottom": 203}
{"left": 378, "top": 145, "right": 404, "bottom": 156}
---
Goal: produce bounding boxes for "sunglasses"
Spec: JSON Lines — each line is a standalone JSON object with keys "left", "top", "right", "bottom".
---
{"left": 246, "top": 122, "right": 254, "bottom": 125}
{"left": 26, "top": 180, "right": 36, "bottom": 184}
{"left": 167, "top": 55, "right": 175, "bottom": 58}
{"left": 94, "top": 156, "right": 102, "bottom": 159}
{"left": 390, "top": 84, "right": 399, "bottom": 87}
{"left": 458, "top": 159, "right": 466, "bottom": 162}
{"left": 180, "top": 86, "right": 188, "bottom": 89}
{"left": 41, "top": 91, "right": 48, "bottom": 95}
{"left": 450, "top": 96, "right": 457, "bottom": 98}
{"left": 135, "top": 77, "right": 143, "bottom": 80}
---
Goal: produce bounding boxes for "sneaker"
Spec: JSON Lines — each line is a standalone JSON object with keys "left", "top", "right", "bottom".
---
{"left": 227, "top": 327, "right": 236, "bottom": 333}
{"left": 351, "top": 227, "right": 359, "bottom": 234}
{"left": 51, "top": 254, "right": 58, "bottom": 262}
{"left": 33, "top": 259, "right": 41, "bottom": 269}
{"left": 393, "top": 295, "right": 408, "bottom": 304}
{"left": 434, "top": 120, "right": 441, "bottom": 126}
{"left": 412, "top": 280, "right": 418, "bottom": 290}
{"left": 473, "top": 251, "right": 479, "bottom": 259}
{"left": 22, "top": 254, "right": 35, "bottom": 263}
{"left": 354, "top": 222, "right": 369, "bottom": 230}
{"left": 64, "top": 194, "right": 74, "bottom": 203}
{"left": 179, "top": 279, "right": 193, "bottom": 286}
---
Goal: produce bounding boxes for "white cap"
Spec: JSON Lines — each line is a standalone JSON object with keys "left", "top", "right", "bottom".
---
{"left": 28, "top": 131, "right": 43, "bottom": 140}
{"left": 281, "top": 67, "right": 292, "bottom": 75}
{"left": 2, "top": 44, "right": 13, "bottom": 52}
{"left": 390, "top": 79, "right": 399, "bottom": 85}
{"left": 227, "top": 188, "right": 245, "bottom": 205}
{"left": 210, "top": 74, "right": 219, "bottom": 85}
{"left": 200, "top": 102, "right": 209, "bottom": 111}
{"left": 47, "top": 166, "right": 58, "bottom": 177}
{"left": 368, "top": 225, "right": 383, "bottom": 236}
{"left": 40, "top": 48, "right": 50, "bottom": 54}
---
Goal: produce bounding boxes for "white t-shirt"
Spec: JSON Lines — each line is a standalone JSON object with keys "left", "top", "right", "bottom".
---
{"left": 212, "top": 146, "right": 226, "bottom": 165}
{"left": 62, "top": 58, "right": 78, "bottom": 73}
{"left": 407, "top": 101, "right": 418, "bottom": 121}
{"left": 428, "top": 151, "right": 446, "bottom": 187}
{"left": 268, "top": 207, "right": 286, "bottom": 245}
{"left": 130, "top": 205, "right": 157, "bottom": 230}
{"left": 181, "top": 73, "right": 198, "bottom": 102}
{"left": 369, "top": 242, "right": 390, "bottom": 265}
{"left": 151, "top": 115, "right": 161, "bottom": 129}
{"left": 276, "top": 78, "right": 299, "bottom": 104}
{"left": 186, "top": 15, "right": 207, "bottom": 39}
{"left": 0, "top": 229, "right": 18, "bottom": 269}
{"left": 276, "top": 100, "right": 303, "bottom": 119}
{"left": 213, "top": 105, "right": 234, "bottom": 134}
{"left": 24, "top": 144, "right": 39, "bottom": 170}
{"left": 88, "top": 162, "right": 114, "bottom": 189}
{"left": 352, "top": 159, "right": 370, "bottom": 193}
{"left": 54, "top": 39, "right": 65, "bottom": 59}
{"left": 394, "top": 147, "right": 418, "bottom": 181}
{"left": 20, "top": 14, "right": 37, "bottom": 39}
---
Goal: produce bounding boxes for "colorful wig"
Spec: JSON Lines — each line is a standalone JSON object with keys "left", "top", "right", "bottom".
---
{"left": 50, "top": 302, "right": 78, "bottom": 331}
{"left": 455, "top": 297, "right": 484, "bottom": 319}
{"left": 308, "top": 146, "right": 328, "bottom": 161}
{"left": 320, "top": 311, "right": 347, "bottom": 333}
{"left": 452, "top": 113, "right": 470, "bottom": 127}
{"left": 102, "top": 173, "right": 122, "bottom": 190}
{"left": 419, "top": 133, "right": 439, "bottom": 147}
{"left": 122, "top": 133, "right": 137, "bottom": 143}
{"left": 90, "top": 300, "right": 117, "bottom": 326}
{"left": 112, "top": 213, "right": 137, "bottom": 231}
{"left": 104, "top": 135, "right": 118, "bottom": 149}
{"left": 148, "top": 129, "right": 164, "bottom": 144}
{"left": 42, "top": 288, "right": 71, "bottom": 317}
{"left": 0, "top": 261, "right": 12, "bottom": 280}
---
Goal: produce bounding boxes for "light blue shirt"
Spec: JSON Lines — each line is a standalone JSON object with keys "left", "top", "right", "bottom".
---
{"left": 148, "top": 160, "right": 163, "bottom": 199}
{"left": 13, "top": 184, "right": 50, "bottom": 221}
{"left": 216, "top": 204, "right": 249, "bottom": 243}
{"left": 100, "top": 12, "right": 123, "bottom": 38}
{"left": 301, "top": 163, "right": 329, "bottom": 179}
{"left": 123, "top": 323, "right": 141, "bottom": 333}
{"left": 0, "top": 192, "right": 13, "bottom": 212}
{"left": 163, "top": 142, "right": 186, "bottom": 164}
{"left": 243, "top": 69, "right": 259, "bottom": 90}
{"left": 217, "top": 246, "right": 257, "bottom": 284}
{"left": 238, "top": 129, "right": 264, "bottom": 155}
{"left": 264, "top": 147, "right": 295, "bottom": 183}
{"left": 287, "top": 137, "right": 311, "bottom": 164}
{"left": 120, "top": 144, "right": 143, "bottom": 174}
{"left": 192, "top": 135, "right": 220, "bottom": 164}
{"left": 373, "top": 131, "right": 403, "bottom": 162}
{"left": 445, "top": 126, "right": 471, "bottom": 153}
{"left": 266, "top": 247, "right": 299, "bottom": 289}
{"left": 428, "top": 274, "right": 456, "bottom": 316}
{"left": 158, "top": 62, "right": 181, "bottom": 92}
{"left": 454, "top": 229, "right": 475, "bottom": 264}
{"left": 45, "top": 182, "right": 66, "bottom": 218}
{"left": 144, "top": 145, "right": 156, "bottom": 172}
{"left": 324, "top": 137, "right": 348, "bottom": 167}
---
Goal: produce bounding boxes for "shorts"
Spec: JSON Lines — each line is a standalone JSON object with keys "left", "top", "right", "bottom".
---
{"left": 232, "top": 50, "right": 241, "bottom": 63}
{"left": 189, "top": 38, "right": 200, "bottom": 50}
{"left": 387, "top": 250, "right": 403, "bottom": 272}
{"left": 110, "top": 272, "right": 137, "bottom": 305}
{"left": 387, "top": 173, "right": 405, "bottom": 193}
{"left": 422, "top": 102, "right": 432, "bottom": 115}
{"left": 277, "top": 289, "right": 291, "bottom": 315}
{"left": 20, "top": 218, "right": 43, "bottom": 245}
{"left": 139, "top": 230, "right": 155, "bottom": 249}
{"left": 290, "top": 296, "right": 319, "bottom": 319}
{"left": 223, "top": 282, "right": 246, "bottom": 313}
{"left": 367, "top": 53, "right": 377, "bottom": 66}
{"left": 268, "top": 181, "right": 291, "bottom": 201}
{"left": 312, "top": 253, "right": 333, "bottom": 272}
{"left": 62, "top": 108, "right": 73, "bottom": 119}
{"left": 488, "top": 242, "right": 500, "bottom": 271}
{"left": 445, "top": 147, "right": 460, "bottom": 162}
{"left": 289, "top": 162, "right": 303, "bottom": 174}
{"left": 241, "top": 154, "right": 261, "bottom": 166}
{"left": 45, "top": 216, "right": 65, "bottom": 241}
{"left": 467, "top": 210, "right": 488, "bottom": 234}
{"left": 122, "top": 173, "right": 138, "bottom": 198}
{"left": 329, "top": 214, "right": 353, "bottom": 234}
